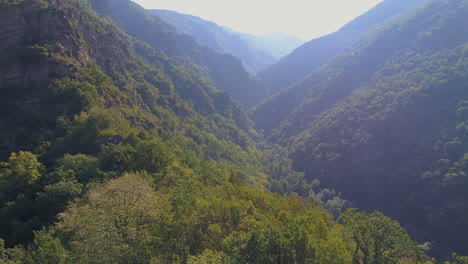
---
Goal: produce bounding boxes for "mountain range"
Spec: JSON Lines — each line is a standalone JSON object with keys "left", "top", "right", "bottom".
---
{"left": 104, "top": 0, "right": 269, "bottom": 109}
{"left": 151, "top": 9, "right": 304, "bottom": 73}
{"left": 0, "top": 0, "right": 466, "bottom": 262}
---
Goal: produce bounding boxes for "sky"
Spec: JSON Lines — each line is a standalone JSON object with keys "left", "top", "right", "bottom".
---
{"left": 131, "top": 0, "right": 383, "bottom": 40}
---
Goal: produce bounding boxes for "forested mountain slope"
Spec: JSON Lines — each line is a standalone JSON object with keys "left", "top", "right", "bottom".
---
{"left": 0, "top": 0, "right": 425, "bottom": 263}
{"left": 257, "top": 0, "right": 423, "bottom": 95}
{"left": 150, "top": 9, "right": 277, "bottom": 73}
{"left": 0, "top": 0, "right": 462, "bottom": 263}
{"left": 0, "top": 0, "right": 261, "bottom": 248}
{"left": 252, "top": 0, "right": 468, "bottom": 257}
{"left": 101, "top": 0, "right": 268, "bottom": 109}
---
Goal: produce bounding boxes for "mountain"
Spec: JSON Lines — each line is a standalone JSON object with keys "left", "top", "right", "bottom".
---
{"left": 257, "top": 0, "right": 423, "bottom": 95}
{"left": 0, "top": 0, "right": 425, "bottom": 263}
{"left": 0, "top": 0, "right": 458, "bottom": 262}
{"left": 150, "top": 9, "right": 278, "bottom": 73}
{"left": 0, "top": 0, "right": 258, "bottom": 245}
{"left": 252, "top": 0, "right": 468, "bottom": 257}
{"left": 255, "top": 32, "right": 305, "bottom": 60}
{"left": 102, "top": 1, "right": 268, "bottom": 109}
{"left": 219, "top": 29, "right": 305, "bottom": 61}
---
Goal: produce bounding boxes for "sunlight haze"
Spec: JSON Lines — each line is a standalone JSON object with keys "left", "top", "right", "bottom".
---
{"left": 131, "top": 0, "right": 383, "bottom": 40}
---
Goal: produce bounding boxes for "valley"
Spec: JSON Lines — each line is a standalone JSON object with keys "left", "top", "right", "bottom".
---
{"left": 0, "top": 0, "right": 466, "bottom": 263}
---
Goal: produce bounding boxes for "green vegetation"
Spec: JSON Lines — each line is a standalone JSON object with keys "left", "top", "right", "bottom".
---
{"left": 0, "top": 0, "right": 465, "bottom": 262}
{"left": 448, "top": 254, "right": 468, "bottom": 264}
{"left": 26, "top": 172, "right": 352, "bottom": 263}
{"left": 252, "top": 0, "right": 468, "bottom": 258}
{"left": 341, "top": 209, "right": 429, "bottom": 264}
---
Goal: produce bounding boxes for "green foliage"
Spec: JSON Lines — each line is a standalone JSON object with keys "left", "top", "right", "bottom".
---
{"left": 187, "top": 249, "right": 224, "bottom": 264}
{"left": 66, "top": 109, "right": 130, "bottom": 154}
{"left": 449, "top": 253, "right": 468, "bottom": 264}
{"left": 16, "top": 45, "right": 52, "bottom": 64}
{"left": 0, "top": 238, "right": 24, "bottom": 264}
{"left": 0, "top": 151, "right": 43, "bottom": 203}
{"left": 130, "top": 139, "right": 174, "bottom": 175}
{"left": 31, "top": 172, "right": 352, "bottom": 263}
{"left": 341, "top": 209, "right": 429, "bottom": 264}
{"left": 51, "top": 154, "right": 102, "bottom": 183}
{"left": 24, "top": 230, "right": 67, "bottom": 264}
{"left": 50, "top": 78, "right": 99, "bottom": 113}
{"left": 53, "top": 172, "right": 170, "bottom": 263}
{"left": 0, "top": 0, "right": 440, "bottom": 263}
{"left": 34, "top": 180, "right": 83, "bottom": 221}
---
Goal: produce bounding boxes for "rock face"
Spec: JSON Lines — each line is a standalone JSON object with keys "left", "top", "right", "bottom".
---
{"left": 0, "top": 0, "right": 253, "bottom": 152}
{"left": 0, "top": 0, "right": 269, "bottom": 111}
{"left": 0, "top": 0, "right": 86, "bottom": 91}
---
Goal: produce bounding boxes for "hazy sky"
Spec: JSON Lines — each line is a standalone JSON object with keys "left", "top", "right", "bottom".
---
{"left": 132, "top": 0, "right": 383, "bottom": 40}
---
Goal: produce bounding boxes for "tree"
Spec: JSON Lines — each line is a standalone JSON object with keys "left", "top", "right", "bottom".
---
{"left": 53, "top": 172, "right": 171, "bottom": 263}
{"left": 449, "top": 253, "right": 468, "bottom": 264}
{"left": 187, "top": 249, "right": 224, "bottom": 264}
{"left": 50, "top": 154, "right": 101, "bottom": 183}
{"left": 25, "top": 230, "right": 67, "bottom": 264}
{"left": 0, "top": 238, "right": 24, "bottom": 264}
{"left": 0, "top": 151, "right": 43, "bottom": 203}
{"left": 131, "top": 140, "right": 174, "bottom": 174}
{"left": 0, "top": 152, "right": 45, "bottom": 246}
{"left": 341, "top": 208, "right": 429, "bottom": 264}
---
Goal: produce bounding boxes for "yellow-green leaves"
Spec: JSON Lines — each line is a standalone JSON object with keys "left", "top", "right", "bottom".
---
{"left": 0, "top": 151, "right": 43, "bottom": 202}
{"left": 55, "top": 172, "right": 171, "bottom": 263}
{"left": 0, "top": 151, "right": 42, "bottom": 185}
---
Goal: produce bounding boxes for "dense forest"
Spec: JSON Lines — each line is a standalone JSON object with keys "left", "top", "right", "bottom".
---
{"left": 252, "top": 0, "right": 468, "bottom": 259}
{"left": 0, "top": 0, "right": 466, "bottom": 263}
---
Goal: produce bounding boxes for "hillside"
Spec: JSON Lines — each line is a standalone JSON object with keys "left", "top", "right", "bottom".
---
{"left": 104, "top": 0, "right": 268, "bottom": 109}
{"left": 0, "top": 0, "right": 433, "bottom": 263}
{"left": 252, "top": 0, "right": 468, "bottom": 257}
{"left": 0, "top": 0, "right": 260, "bottom": 247}
{"left": 150, "top": 9, "right": 278, "bottom": 73}
{"left": 257, "top": 0, "right": 423, "bottom": 95}
{"left": 1, "top": 0, "right": 465, "bottom": 262}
